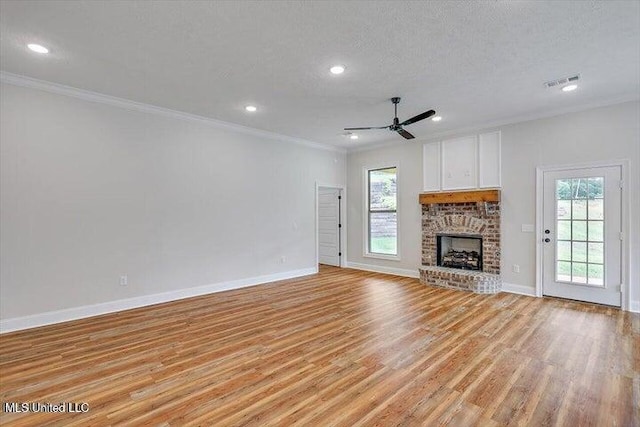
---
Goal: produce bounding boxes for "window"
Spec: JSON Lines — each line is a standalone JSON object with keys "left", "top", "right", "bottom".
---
{"left": 366, "top": 166, "right": 398, "bottom": 257}
{"left": 555, "top": 177, "right": 605, "bottom": 285}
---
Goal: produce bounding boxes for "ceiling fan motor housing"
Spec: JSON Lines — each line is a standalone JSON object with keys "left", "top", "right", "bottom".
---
{"left": 391, "top": 97, "right": 401, "bottom": 128}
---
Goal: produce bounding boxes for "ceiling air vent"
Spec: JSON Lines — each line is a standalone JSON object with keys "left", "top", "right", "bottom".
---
{"left": 544, "top": 74, "right": 580, "bottom": 89}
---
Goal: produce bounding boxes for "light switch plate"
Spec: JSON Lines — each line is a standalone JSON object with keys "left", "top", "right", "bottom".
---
{"left": 521, "top": 224, "right": 534, "bottom": 233}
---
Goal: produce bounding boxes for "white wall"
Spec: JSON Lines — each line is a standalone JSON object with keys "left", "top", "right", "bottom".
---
{"left": 347, "top": 101, "right": 640, "bottom": 309}
{"left": 0, "top": 83, "right": 346, "bottom": 322}
{"left": 346, "top": 144, "right": 424, "bottom": 277}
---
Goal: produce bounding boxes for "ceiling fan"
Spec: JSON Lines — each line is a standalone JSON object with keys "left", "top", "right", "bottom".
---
{"left": 344, "top": 97, "right": 436, "bottom": 140}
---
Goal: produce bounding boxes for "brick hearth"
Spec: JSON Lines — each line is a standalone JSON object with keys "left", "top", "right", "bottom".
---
{"left": 419, "top": 266, "right": 501, "bottom": 294}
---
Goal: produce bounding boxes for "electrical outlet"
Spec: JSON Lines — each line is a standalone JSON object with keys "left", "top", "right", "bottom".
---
{"left": 120, "top": 275, "right": 128, "bottom": 286}
{"left": 512, "top": 265, "right": 520, "bottom": 273}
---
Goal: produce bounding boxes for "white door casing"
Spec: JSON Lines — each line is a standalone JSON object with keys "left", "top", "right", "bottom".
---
{"left": 542, "top": 166, "right": 622, "bottom": 307}
{"left": 318, "top": 187, "right": 341, "bottom": 267}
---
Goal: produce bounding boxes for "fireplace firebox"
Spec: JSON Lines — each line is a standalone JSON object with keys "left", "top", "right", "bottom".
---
{"left": 437, "top": 234, "right": 483, "bottom": 271}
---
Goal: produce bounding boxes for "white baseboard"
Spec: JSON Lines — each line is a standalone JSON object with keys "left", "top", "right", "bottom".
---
{"left": 502, "top": 282, "right": 537, "bottom": 297}
{"left": 345, "top": 262, "right": 419, "bottom": 278}
{"left": 0, "top": 267, "right": 317, "bottom": 334}
{"left": 630, "top": 300, "right": 640, "bottom": 313}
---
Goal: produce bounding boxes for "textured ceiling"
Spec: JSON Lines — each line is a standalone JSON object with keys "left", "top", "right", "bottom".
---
{"left": 1, "top": 1, "right": 639, "bottom": 149}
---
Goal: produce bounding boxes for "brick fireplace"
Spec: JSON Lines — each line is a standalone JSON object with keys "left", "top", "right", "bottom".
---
{"left": 419, "top": 190, "right": 502, "bottom": 294}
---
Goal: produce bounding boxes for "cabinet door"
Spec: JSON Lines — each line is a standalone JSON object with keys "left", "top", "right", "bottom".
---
{"left": 441, "top": 136, "right": 477, "bottom": 190}
{"left": 423, "top": 142, "right": 441, "bottom": 191}
{"left": 479, "top": 131, "right": 501, "bottom": 188}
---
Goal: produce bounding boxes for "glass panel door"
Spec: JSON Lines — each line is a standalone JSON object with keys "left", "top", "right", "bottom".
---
{"left": 542, "top": 165, "right": 621, "bottom": 307}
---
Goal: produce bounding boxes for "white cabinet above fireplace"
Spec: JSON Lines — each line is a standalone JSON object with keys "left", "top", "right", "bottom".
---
{"left": 423, "top": 131, "right": 501, "bottom": 191}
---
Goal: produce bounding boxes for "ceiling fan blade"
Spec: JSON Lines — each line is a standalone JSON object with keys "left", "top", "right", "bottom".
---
{"left": 397, "top": 128, "right": 415, "bottom": 140}
{"left": 344, "top": 126, "right": 389, "bottom": 131}
{"left": 400, "top": 110, "right": 436, "bottom": 126}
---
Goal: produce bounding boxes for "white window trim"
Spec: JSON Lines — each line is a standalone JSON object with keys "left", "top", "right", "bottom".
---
{"left": 363, "top": 163, "right": 401, "bottom": 261}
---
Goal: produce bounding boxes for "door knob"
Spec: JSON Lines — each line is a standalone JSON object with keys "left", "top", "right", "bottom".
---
{"left": 544, "top": 229, "right": 551, "bottom": 234}
{"left": 544, "top": 238, "right": 551, "bottom": 243}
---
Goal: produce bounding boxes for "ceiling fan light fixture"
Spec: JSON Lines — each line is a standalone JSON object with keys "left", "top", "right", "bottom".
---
{"left": 431, "top": 116, "right": 442, "bottom": 122}
{"left": 329, "top": 65, "right": 345, "bottom": 75}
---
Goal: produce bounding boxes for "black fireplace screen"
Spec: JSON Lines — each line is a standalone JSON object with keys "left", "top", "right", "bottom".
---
{"left": 437, "top": 234, "right": 483, "bottom": 271}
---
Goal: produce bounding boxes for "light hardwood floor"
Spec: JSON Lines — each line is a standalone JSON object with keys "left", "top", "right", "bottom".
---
{"left": 1, "top": 266, "right": 638, "bottom": 426}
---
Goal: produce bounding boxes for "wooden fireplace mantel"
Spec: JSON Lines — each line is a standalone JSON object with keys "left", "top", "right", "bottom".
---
{"left": 418, "top": 189, "right": 500, "bottom": 205}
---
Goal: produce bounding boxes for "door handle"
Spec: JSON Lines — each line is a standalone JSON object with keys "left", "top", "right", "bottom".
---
{"left": 544, "top": 238, "right": 551, "bottom": 243}
{"left": 544, "top": 229, "right": 551, "bottom": 234}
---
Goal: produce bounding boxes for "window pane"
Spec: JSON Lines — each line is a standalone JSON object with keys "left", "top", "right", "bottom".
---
{"left": 572, "top": 179, "right": 588, "bottom": 199}
{"left": 557, "top": 200, "right": 571, "bottom": 219}
{"left": 588, "top": 221, "right": 603, "bottom": 241}
{"left": 572, "top": 242, "right": 586, "bottom": 262}
{"left": 557, "top": 241, "right": 571, "bottom": 261}
{"left": 572, "top": 200, "right": 587, "bottom": 219}
{"left": 369, "top": 168, "right": 397, "bottom": 211}
{"left": 588, "top": 264, "right": 604, "bottom": 285}
{"left": 556, "top": 179, "right": 572, "bottom": 199}
{"left": 572, "top": 221, "right": 587, "bottom": 241}
{"left": 557, "top": 261, "right": 571, "bottom": 282}
{"left": 558, "top": 221, "right": 572, "bottom": 240}
{"left": 572, "top": 263, "right": 587, "bottom": 283}
{"left": 588, "top": 177, "right": 604, "bottom": 199}
{"left": 369, "top": 212, "right": 397, "bottom": 255}
{"left": 588, "top": 199, "right": 604, "bottom": 220}
{"left": 588, "top": 242, "right": 604, "bottom": 263}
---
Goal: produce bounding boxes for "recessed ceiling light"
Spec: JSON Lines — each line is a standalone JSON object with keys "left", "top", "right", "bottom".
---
{"left": 349, "top": 134, "right": 359, "bottom": 140}
{"left": 330, "top": 65, "right": 346, "bottom": 75}
{"left": 27, "top": 43, "right": 49, "bottom": 54}
{"left": 562, "top": 84, "right": 578, "bottom": 92}
{"left": 431, "top": 116, "right": 442, "bottom": 122}
{"left": 245, "top": 105, "right": 257, "bottom": 112}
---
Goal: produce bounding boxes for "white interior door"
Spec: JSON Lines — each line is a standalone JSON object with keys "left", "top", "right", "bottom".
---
{"left": 318, "top": 188, "right": 341, "bottom": 267}
{"left": 542, "top": 166, "right": 622, "bottom": 306}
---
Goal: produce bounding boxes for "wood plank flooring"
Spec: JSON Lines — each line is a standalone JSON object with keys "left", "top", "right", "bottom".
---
{"left": 1, "top": 266, "right": 638, "bottom": 426}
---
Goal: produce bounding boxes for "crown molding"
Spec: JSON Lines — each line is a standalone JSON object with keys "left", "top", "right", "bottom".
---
{"left": 347, "top": 95, "right": 640, "bottom": 153}
{"left": 0, "top": 71, "right": 345, "bottom": 154}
